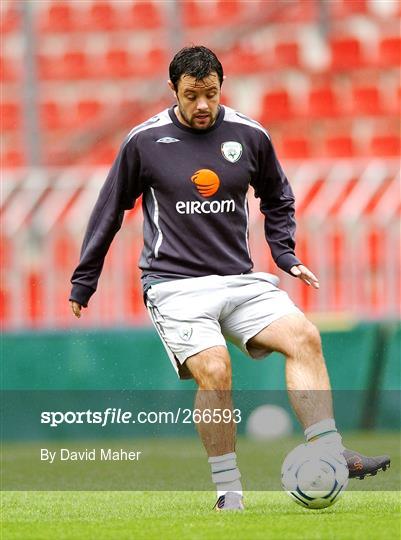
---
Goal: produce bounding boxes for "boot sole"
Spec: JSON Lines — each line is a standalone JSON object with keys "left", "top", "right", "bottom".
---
{"left": 351, "top": 461, "right": 391, "bottom": 480}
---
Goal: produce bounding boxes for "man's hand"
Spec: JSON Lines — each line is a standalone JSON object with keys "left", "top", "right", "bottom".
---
{"left": 70, "top": 301, "right": 82, "bottom": 318}
{"left": 290, "top": 264, "right": 320, "bottom": 289}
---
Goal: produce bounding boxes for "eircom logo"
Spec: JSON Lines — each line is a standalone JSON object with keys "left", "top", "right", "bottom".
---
{"left": 191, "top": 169, "right": 220, "bottom": 197}
{"left": 176, "top": 169, "right": 236, "bottom": 215}
{"left": 176, "top": 199, "right": 235, "bottom": 214}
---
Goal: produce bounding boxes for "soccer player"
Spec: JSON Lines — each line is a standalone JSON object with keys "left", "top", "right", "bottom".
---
{"left": 70, "top": 46, "right": 390, "bottom": 510}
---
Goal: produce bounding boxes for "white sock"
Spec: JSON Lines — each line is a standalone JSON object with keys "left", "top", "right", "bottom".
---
{"left": 208, "top": 452, "right": 243, "bottom": 497}
{"left": 304, "top": 418, "right": 345, "bottom": 452}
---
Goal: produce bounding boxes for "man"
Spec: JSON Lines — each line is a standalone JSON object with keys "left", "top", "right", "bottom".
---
{"left": 70, "top": 46, "right": 390, "bottom": 510}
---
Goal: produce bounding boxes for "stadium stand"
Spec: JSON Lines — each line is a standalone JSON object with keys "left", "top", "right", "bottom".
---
{"left": 1, "top": 0, "right": 400, "bottom": 328}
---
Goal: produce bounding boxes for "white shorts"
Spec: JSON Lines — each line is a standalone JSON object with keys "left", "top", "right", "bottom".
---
{"left": 146, "top": 272, "right": 302, "bottom": 379}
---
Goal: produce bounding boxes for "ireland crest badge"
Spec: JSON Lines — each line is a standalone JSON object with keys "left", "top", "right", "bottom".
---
{"left": 221, "top": 141, "right": 243, "bottom": 163}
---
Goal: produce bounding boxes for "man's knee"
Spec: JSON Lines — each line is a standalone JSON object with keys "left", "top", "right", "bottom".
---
{"left": 293, "top": 317, "right": 322, "bottom": 357}
{"left": 200, "top": 359, "right": 231, "bottom": 389}
{"left": 186, "top": 347, "right": 231, "bottom": 390}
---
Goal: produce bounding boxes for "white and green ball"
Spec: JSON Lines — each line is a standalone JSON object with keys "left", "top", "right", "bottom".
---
{"left": 281, "top": 443, "right": 349, "bottom": 509}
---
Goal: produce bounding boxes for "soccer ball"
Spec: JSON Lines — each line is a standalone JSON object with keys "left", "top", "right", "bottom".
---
{"left": 281, "top": 443, "right": 349, "bottom": 509}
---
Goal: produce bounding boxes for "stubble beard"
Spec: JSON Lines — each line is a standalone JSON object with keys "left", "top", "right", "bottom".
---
{"left": 177, "top": 101, "right": 216, "bottom": 130}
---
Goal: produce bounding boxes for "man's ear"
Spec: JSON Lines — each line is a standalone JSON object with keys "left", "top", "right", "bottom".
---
{"left": 167, "top": 79, "right": 176, "bottom": 97}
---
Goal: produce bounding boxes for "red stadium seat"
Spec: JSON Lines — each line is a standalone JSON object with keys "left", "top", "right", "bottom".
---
{"left": 147, "top": 47, "right": 168, "bottom": 72}
{"left": 329, "top": 0, "right": 367, "bottom": 18}
{"left": 219, "top": 45, "right": 266, "bottom": 74}
{"left": 39, "top": 53, "right": 91, "bottom": 81}
{"left": 104, "top": 49, "right": 134, "bottom": 78}
{"left": 215, "top": 0, "right": 242, "bottom": 23}
{"left": 127, "top": 1, "right": 162, "bottom": 29}
{"left": 369, "top": 135, "right": 401, "bottom": 156}
{"left": 181, "top": 0, "right": 248, "bottom": 27}
{"left": 181, "top": 0, "right": 242, "bottom": 28}
{"left": 330, "top": 37, "right": 365, "bottom": 69}
{"left": 182, "top": 0, "right": 198, "bottom": 27}
{"left": 0, "top": 55, "right": 19, "bottom": 82}
{"left": 268, "top": 0, "right": 316, "bottom": 22}
{"left": 137, "top": 48, "right": 168, "bottom": 76}
{"left": 87, "top": 1, "right": 118, "bottom": 31}
{"left": 378, "top": 37, "right": 401, "bottom": 67}
{"left": 41, "top": 52, "right": 95, "bottom": 81}
{"left": 0, "top": 5, "right": 20, "bottom": 33}
{"left": 308, "top": 86, "right": 340, "bottom": 117}
{"left": 76, "top": 99, "right": 104, "bottom": 123}
{"left": 274, "top": 41, "right": 300, "bottom": 67}
{"left": 281, "top": 136, "right": 311, "bottom": 158}
{"left": 40, "top": 2, "right": 76, "bottom": 33}
{"left": 40, "top": 101, "right": 70, "bottom": 131}
{"left": 0, "top": 102, "right": 21, "bottom": 131}
{"left": 261, "top": 89, "right": 293, "bottom": 121}
{"left": 2, "top": 149, "right": 24, "bottom": 167}
{"left": 182, "top": 1, "right": 214, "bottom": 27}
{"left": 62, "top": 51, "right": 91, "bottom": 79}
{"left": 324, "top": 136, "right": 356, "bottom": 157}
{"left": 40, "top": 101, "right": 59, "bottom": 131}
{"left": 351, "top": 86, "right": 382, "bottom": 116}
{"left": 86, "top": 143, "right": 119, "bottom": 165}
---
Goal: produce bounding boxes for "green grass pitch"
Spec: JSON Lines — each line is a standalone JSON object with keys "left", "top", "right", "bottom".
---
{"left": 2, "top": 491, "right": 400, "bottom": 540}
{"left": 1, "top": 433, "right": 400, "bottom": 540}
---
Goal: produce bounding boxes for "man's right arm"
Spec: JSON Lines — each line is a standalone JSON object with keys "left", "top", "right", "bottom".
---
{"left": 69, "top": 139, "right": 143, "bottom": 311}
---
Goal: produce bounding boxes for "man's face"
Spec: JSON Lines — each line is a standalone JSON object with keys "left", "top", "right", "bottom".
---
{"left": 170, "top": 72, "right": 221, "bottom": 130}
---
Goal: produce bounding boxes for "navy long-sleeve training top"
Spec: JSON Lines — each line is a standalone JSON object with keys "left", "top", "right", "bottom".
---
{"left": 70, "top": 105, "right": 301, "bottom": 307}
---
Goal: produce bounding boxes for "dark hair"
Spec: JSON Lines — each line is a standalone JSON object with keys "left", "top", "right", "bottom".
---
{"left": 169, "top": 46, "right": 224, "bottom": 90}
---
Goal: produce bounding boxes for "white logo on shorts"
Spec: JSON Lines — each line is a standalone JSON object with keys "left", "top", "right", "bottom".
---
{"left": 180, "top": 325, "right": 193, "bottom": 341}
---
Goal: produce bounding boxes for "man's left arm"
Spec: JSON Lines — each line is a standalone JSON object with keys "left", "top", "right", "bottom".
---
{"left": 251, "top": 133, "right": 319, "bottom": 289}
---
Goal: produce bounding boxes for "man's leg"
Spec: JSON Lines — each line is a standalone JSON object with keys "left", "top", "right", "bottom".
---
{"left": 186, "top": 346, "right": 235, "bottom": 456}
{"left": 247, "top": 313, "right": 333, "bottom": 429}
{"left": 247, "top": 313, "right": 390, "bottom": 477}
{"left": 185, "top": 346, "right": 244, "bottom": 509}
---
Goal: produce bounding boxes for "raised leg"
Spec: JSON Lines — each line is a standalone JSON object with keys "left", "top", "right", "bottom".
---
{"left": 247, "top": 313, "right": 333, "bottom": 428}
{"left": 247, "top": 312, "right": 391, "bottom": 479}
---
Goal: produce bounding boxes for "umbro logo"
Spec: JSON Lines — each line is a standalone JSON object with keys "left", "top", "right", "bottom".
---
{"left": 156, "top": 137, "right": 180, "bottom": 143}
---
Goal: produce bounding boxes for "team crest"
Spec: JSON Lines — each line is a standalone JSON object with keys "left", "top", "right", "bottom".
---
{"left": 179, "top": 325, "right": 193, "bottom": 341}
{"left": 221, "top": 141, "right": 242, "bottom": 163}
